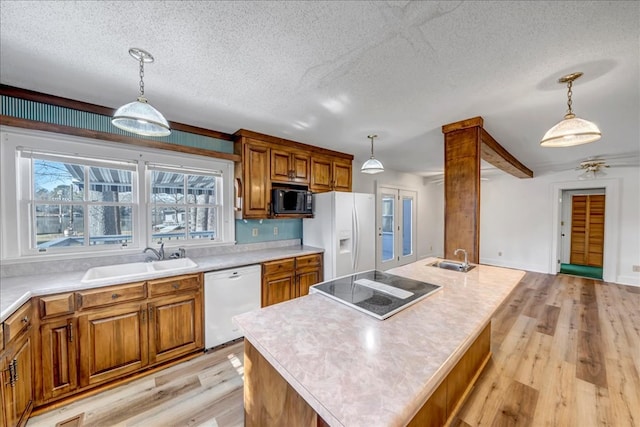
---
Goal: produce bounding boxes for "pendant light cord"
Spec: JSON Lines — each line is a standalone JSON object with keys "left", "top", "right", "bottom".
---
{"left": 139, "top": 56, "right": 145, "bottom": 97}
{"left": 566, "top": 80, "right": 573, "bottom": 117}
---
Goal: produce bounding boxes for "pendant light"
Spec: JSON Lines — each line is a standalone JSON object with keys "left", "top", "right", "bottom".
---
{"left": 361, "top": 134, "right": 384, "bottom": 174}
{"left": 112, "top": 48, "right": 171, "bottom": 137}
{"left": 540, "top": 72, "right": 601, "bottom": 147}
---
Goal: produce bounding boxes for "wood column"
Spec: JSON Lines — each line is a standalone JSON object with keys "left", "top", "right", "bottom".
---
{"left": 442, "top": 117, "right": 483, "bottom": 263}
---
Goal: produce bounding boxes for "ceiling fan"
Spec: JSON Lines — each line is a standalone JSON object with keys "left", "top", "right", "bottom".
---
{"left": 576, "top": 159, "right": 609, "bottom": 180}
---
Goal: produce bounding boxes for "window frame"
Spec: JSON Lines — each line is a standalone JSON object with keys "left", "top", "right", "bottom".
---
{"left": 1, "top": 126, "right": 235, "bottom": 261}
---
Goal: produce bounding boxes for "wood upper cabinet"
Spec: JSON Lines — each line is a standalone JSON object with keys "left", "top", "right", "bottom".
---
{"left": 237, "top": 138, "right": 271, "bottom": 219}
{"left": 271, "top": 148, "right": 310, "bottom": 184}
{"left": 147, "top": 275, "right": 203, "bottom": 365}
{"left": 235, "top": 130, "right": 353, "bottom": 218}
{"left": 78, "top": 302, "right": 148, "bottom": 388}
{"left": 310, "top": 156, "right": 352, "bottom": 193}
{"left": 262, "top": 255, "right": 323, "bottom": 306}
{"left": 1, "top": 302, "right": 34, "bottom": 427}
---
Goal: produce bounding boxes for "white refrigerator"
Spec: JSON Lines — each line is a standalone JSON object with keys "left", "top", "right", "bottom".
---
{"left": 303, "top": 191, "right": 375, "bottom": 280}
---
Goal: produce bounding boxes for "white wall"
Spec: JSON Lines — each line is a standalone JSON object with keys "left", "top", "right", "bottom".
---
{"left": 354, "top": 161, "right": 640, "bottom": 286}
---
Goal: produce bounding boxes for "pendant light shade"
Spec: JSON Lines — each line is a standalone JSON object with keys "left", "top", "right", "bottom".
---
{"left": 361, "top": 134, "right": 384, "bottom": 174}
{"left": 540, "top": 72, "right": 600, "bottom": 147}
{"left": 112, "top": 48, "right": 171, "bottom": 137}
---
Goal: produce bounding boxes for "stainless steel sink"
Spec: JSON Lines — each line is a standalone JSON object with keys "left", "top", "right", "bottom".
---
{"left": 427, "top": 260, "right": 475, "bottom": 272}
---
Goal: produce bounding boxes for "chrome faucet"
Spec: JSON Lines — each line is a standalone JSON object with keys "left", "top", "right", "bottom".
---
{"left": 143, "top": 243, "right": 165, "bottom": 261}
{"left": 454, "top": 248, "right": 468, "bottom": 269}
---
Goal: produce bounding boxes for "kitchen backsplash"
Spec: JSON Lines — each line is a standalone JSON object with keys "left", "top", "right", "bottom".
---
{"left": 235, "top": 219, "right": 302, "bottom": 244}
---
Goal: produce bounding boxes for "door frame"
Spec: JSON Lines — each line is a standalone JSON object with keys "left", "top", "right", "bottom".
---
{"left": 375, "top": 183, "right": 417, "bottom": 270}
{"left": 551, "top": 178, "right": 619, "bottom": 282}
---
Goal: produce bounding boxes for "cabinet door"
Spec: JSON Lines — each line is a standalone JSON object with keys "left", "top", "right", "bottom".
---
{"left": 148, "top": 292, "right": 203, "bottom": 365}
{"left": 262, "top": 275, "right": 295, "bottom": 307}
{"left": 332, "top": 159, "right": 352, "bottom": 192}
{"left": 290, "top": 152, "right": 310, "bottom": 184}
{"left": 243, "top": 141, "right": 271, "bottom": 218}
{"left": 310, "top": 157, "right": 332, "bottom": 193}
{"left": 296, "top": 268, "right": 322, "bottom": 298}
{"left": 2, "top": 333, "right": 34, "bottom": 427}
{"left": 271, "top": 149, "right": 293, "bottom": 182}
{"left": 78, "top": 303, "right": 148, "bottom": 387}
{"left": 40, "top": 318, "right": 77, "bottom": 401}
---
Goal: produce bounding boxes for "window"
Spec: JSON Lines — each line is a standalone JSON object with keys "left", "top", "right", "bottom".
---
{"left": 148, "top": 165, "right": 223, "bottom": 243}
{"left": 1, "top": 128, "right": 234, "bottom": 260}
{"left": 26, "top": 151, "right": 137, "bottom": 250}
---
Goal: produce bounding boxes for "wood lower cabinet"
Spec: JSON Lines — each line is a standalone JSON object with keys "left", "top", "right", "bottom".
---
{"left": 78, "top": 302, "right": 148, "bottom": 388}
{"left": 40, "top": 317, "right": 77, "bottom": 401}
{"left": 1, "top": 302, "right": 34, "bottom": 427}
{"left": 148, "top": 280, "right": 203, "bottom": 364}
{"left": 262, "top": 255, "right": 323, "bottom": 307}
{"left": 296, "top": 254, "right": 323, "bottom": 297}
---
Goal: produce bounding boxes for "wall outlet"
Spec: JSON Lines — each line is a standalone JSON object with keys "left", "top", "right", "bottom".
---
{"left": 498, "top": 251, "right": 502, "bottom": 256}
{"left": 633, "top": 265, "right": 640, "bottom": 272}
{"left": 273, "top": 226, "right": 278, "bottom": 236}
{"left": 252, "top": 228, "right": 258, "bottom": 237}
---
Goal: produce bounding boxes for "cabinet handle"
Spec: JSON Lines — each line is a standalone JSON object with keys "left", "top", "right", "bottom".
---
{"left": 68, "top": 323, "right": 73, "bottom": 342}
{"left": 21, "top": 316, "right": 29, "bottom": 324}
{"left": 111, "top": 293, "right": 119, "bottom": 299}
{"left": 141, "top": 308, "right": 146, "bottom": 322}
{"left": 148, "top": 307, "right": 154, "bottom": 321}
{"left": 172, "top": 283, "right": 180, "bottom": 290}
{"left": 4, "top": 364, "right": 14, "bottom": 387}
{"left": 11, "top": 359, "right": 18, "bottom": 385}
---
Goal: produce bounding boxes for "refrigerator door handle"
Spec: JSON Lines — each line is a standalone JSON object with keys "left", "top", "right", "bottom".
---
{"left": 353, "top": 201, "right": 360, "bottom": 272}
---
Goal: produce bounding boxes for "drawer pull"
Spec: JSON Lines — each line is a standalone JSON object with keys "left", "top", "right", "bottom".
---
{"left": 68, "top": 323, "right": 73, "bottom": 342}
{"left": 172, "top": 283, "right": 180, "bottom": 290}
{"left": 11, "top": 360, "right": 18, "bottom": 385}
{"left": 149, "top": 307, "right": 154, "bottom": 321}
{"left": 111, "top": 293, "right": 120, "bottom": 299}
{"left": 21, "top": 316, "right": 29, "bottom": 324}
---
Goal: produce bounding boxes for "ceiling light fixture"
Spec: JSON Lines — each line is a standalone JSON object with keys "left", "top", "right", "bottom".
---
{"left": 112, "top": 48, "right": 171, "bottom": 137}
{"left": 361, "top": 134, "right": 384, "bottom": 174}
{"left": 540, "top": 72, "right": 601, "bottom": 147}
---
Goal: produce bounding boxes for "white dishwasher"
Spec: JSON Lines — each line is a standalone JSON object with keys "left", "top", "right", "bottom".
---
{"left": 204, "top": 264, "right": 261, "bottom": 349}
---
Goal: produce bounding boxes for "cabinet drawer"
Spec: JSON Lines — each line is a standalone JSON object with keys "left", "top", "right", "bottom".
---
{"left": 263, "top": 258, "right": 295, "bottom": 276}
{"left": 77, "top": 282, "right": 146, "bottom": 310}
{"left": 38, "top": 292, "right": 75, "bottom": 319}
{"left": 296, "top": 254, "right": 322, "bottom": 269}
{"left": 4, "top": 301, "right": 33, "bottom": 343}
{"left": 148, "top": 274, "right": 201, "bottom": 297}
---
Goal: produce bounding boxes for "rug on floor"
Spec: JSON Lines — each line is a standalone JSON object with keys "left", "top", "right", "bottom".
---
{"left": 560, "top": 263, "right": 603, "bottom": 280}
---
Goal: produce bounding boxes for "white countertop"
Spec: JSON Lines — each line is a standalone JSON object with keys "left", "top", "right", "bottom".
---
{"left": 0, "top": 245, "right": 323, "bottom": 322}
{"left": 234, "top": 258, "right": 525, "bottom": 427}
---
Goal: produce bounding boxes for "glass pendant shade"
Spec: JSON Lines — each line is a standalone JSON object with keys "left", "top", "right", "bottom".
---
{"left": 540, "top": 71, "right": 601, "bottom": 148}
{"left": 578, "top": 168, "right": 606, "bottom": 180}
{"left": 112, "top": 96, "right": 171, "bottom": 137}
{"left": 112, "top": 48, "right": 171, "bottom": 137}
{"left": 361, "top": 157, "right": 384, "bottom": 174}
{"left": 361, "top": 134, "right": 384, "bottom": 174}
{"left": 540, "top": 114, "right": 601, "bottom": 147}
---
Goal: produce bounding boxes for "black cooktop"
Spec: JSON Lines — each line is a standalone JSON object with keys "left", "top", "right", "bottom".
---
{"left": 309, "top": 270, "right": 442, "bottom": 320}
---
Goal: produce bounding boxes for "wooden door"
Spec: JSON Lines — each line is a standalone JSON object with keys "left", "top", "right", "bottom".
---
{"left": 243, "top": 141, "right": 270, "bottom": 218}
{"left": 2, "top": 333, "right": 33, "bottom": 427}
{"left": 40, "top": 318, "right": 78, "bottom": 400}
{"left": 78, "top": 303, "right": 148, "bottom": 387}
{"left": 332, "top": 158, "right": 352, "bottom": 192}
{"left": 148, "top": 292, "right": 203, "bottom": 365}
{"left": 570, "top": 194, "right": 605, "bottom": 267}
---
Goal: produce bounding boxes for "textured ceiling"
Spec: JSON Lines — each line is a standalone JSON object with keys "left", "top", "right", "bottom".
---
{"left": 1, "top": 1, "right": 638, "bottom": 177}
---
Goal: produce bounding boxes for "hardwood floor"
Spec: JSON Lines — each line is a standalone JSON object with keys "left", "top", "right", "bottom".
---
{"left": 27, "top": 272, "right": 640, "bottom": 427}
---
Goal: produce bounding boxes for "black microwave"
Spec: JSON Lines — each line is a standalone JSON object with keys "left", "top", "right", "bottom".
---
{"left": 272, "top": 188, "right": 313, "bottom": 215}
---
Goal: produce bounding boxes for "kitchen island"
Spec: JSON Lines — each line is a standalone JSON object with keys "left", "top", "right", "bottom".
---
{"left": 234, "top": 258, "right": 525, "bottom": 426}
